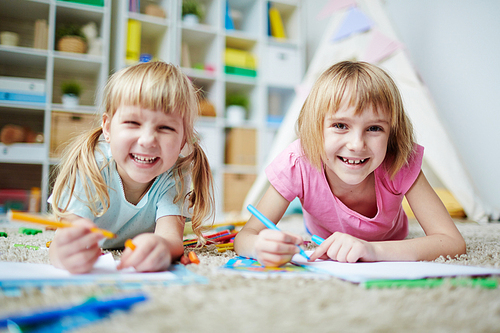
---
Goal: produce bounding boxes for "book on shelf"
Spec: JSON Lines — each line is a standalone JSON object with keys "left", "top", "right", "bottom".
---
{"left": 33, "top": 19, "right": 48, "bottom": 50}
{"left": 126, "top": 19, "right": 141, "bottom": 65}
{"left": 225, "top": 1, "right": 235, "bottom": 30}
{"left": 269, "top": 6, "right": 286, "bottom": 39}
{"left": 181, "top": 43, "right": 191, "bottom": 68}
{"left": 129, "top": 0, "right": 140, "bottom": 13}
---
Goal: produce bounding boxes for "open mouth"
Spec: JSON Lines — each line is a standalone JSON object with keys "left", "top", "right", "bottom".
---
{"left": 339, "top": 156, "right": 368, "bottom": 165}
{"left": 131, "top": 154, "right": 158, "bottom": 164}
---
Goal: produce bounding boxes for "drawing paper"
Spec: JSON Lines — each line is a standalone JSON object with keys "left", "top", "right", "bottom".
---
{"left": 292, "top": 251, "right": 500, "bottom": 283}
{"left": 0, "top": 253, "right": 206, "bottom": 288}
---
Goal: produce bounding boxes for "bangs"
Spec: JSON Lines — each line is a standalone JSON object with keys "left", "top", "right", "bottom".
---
{"left": 104, "top": 62, "right": 197, "bottom": 123}
{"left": 321, "top": 65, "right": 396, "bottom": 124}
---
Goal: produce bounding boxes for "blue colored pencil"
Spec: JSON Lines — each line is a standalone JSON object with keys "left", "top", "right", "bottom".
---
{"left": 247, "top": 204, "right": 310, "bottom": 260}
{"left": 311, "top": 235, "right": 325, "bottom": 245}
{"left": 0, "top": 293, "right": 147, "bottom": 328}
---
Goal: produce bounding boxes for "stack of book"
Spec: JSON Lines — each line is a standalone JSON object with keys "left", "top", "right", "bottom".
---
{"left": 0, "top": 76, "right": 46, "bottom": 104}
{"left": 224, "top": 48, "right": 257, "bottom": 77}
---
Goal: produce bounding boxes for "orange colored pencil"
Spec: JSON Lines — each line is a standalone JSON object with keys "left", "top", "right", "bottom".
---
{"left": 125, "top": 239, "right": 136, "bottom": 251}
{"left": 8, "top": 210, "right": 116, "bottom": 239}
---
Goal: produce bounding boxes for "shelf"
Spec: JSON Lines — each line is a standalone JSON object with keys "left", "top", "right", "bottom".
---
{"left": 0, "top": 47, "right": 48, "bottom": 68}
{"left": 51, "top": 0, "right": 303, "bottom": 215}
{"left": 130, "top": 12, "right": 170, "bottom": 36}
{"left": 0, "top": 0, "right": 111, "bottom": 212}
{"left": 50, "top": 104, "right": 98, "bottom": 114}
{"left": 1, "top": 0, "right": 50, "bottom": 20}
{"left": 0, "top": 101, "right": 46, "bottom": 111}
{"left": 56, "top": 1, "right": 106, "bottom": 21}
{"left": 53, "top": 53, "right": 103, "bottom": 73}
{"left": 0, "top": 143, "right": 47, "bottom": 164}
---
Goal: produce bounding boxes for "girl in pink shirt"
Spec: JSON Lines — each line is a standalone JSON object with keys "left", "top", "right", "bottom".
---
{"left": 234, "top": 61, "right": 466, "bottom": 267}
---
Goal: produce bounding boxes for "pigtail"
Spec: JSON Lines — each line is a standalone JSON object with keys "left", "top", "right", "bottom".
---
{"left": 173, "top": 138, "right": 215, "bottom": 246}
{"left": 188, "top": 140, "right": 215, "bottom": 242}
{"left": 50, "top": 127, "right": 110, "bottom": 220}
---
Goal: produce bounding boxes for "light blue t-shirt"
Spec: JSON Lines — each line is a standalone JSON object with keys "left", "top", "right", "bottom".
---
{"left": 49, "top": 140, "right": 190, "bottom": 249}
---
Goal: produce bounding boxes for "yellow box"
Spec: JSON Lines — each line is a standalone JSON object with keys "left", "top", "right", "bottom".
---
{"left": 225, "top": 128, "right": 256, "bottom": 165}
{"left": 224, "top": 173, "right": 256, "bottom": 212}
{"left": 50, "top": 112, "right": 99, "bottom": 158}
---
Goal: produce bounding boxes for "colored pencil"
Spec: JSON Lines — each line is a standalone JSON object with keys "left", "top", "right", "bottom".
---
{"left": 8, "top": 210, "right": 116, "bottom": 239}
{"left": 247, "top": 204, "right": 310, "bottom": 260}
{"left": 125, "top": 239, "right": 136, "bottom": 251}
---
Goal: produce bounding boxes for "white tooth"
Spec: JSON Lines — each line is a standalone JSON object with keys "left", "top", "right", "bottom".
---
{"left": 355, "top": 160, "right": 360, "bottom": 164}
{"left": 348, "top": 160, "right": 354, "bottom": 164}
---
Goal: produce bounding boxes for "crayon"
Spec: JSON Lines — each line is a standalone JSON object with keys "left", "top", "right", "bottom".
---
{"left": 247, "top": 204, "right": 310, "bottom": 260}
{"left": 125, "top": 239, "right": 136, "bottom": 251}
{"left": 8, "top": 210, "right": 116, "bottom": 239}
{"left": 188, "top": 251, "right": 200, "bottom": 264}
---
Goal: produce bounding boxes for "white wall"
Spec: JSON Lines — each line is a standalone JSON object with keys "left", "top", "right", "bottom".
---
{"left": 304, "top": 0, "right": 500, "bottom": 218}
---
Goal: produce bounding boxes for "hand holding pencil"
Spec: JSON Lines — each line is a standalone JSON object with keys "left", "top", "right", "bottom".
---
{"left": 7, "top": 210, "right": 114, "bottom": 274}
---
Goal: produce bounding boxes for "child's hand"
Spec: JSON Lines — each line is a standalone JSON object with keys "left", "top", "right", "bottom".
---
{"left": 49, "top": 218, "right": 104, "bottom": 274}
{"left": 308, "top": 232, "right": 376, "bottom": 263}
{"left": 117, "top": 233, "right": 172, "bottom": 272}
{"left": 254, "top": 229, "right": 303, "bottom": 267}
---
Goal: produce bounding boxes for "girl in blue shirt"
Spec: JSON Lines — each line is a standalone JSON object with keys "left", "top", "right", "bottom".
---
{"left": 49, "top": 62, "right": 214, "bottom": 273}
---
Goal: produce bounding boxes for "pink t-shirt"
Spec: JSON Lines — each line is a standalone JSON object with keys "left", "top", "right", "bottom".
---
{"left": 266, "top": 140, "right": 424, "bottom": 241}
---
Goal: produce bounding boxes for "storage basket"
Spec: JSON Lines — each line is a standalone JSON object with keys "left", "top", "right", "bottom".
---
{"left": 57, "top": 36, "right": 86, "bottom": 53}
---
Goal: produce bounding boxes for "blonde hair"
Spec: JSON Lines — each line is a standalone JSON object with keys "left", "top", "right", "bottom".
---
{"left": 51, "top": 61, "right": 215, "bottom": 243}
{"left": 297, "top": 61, "right": 414, "bottom": 178}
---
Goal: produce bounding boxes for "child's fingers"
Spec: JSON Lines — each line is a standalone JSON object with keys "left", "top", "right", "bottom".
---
{"left": 61, "top": 244, "right": 101, "bottom": 274}
{"left": 260, "top": 229, "right": 302, "bottom": 245}
{"left": 118, "top": 239, "right": 154, "bottom": 270}
{"left": 134, "top": 246, "right": 171, "bottom": 272}
{"left": 256, "top": 234, "right": 299, "bottom": 257}
{"left": 117, "top": 247, "right": 141, "bottom": 270}
{"left": 308, "top": 238, "right": 333, "bottom": 261}
{"left": 257, "top": 251, "right": 294, "bottom": 267}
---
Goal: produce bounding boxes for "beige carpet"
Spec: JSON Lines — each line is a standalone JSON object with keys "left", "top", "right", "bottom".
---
{"left": 1, "top": 216, "right": 500, "bottom": 332}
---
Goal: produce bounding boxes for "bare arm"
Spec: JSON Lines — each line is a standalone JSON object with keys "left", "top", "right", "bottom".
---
{"left": 154, "top": 215, "right": 186, "bottom": 260}
{"left": 388, "top": 171, "right": 466, "bottom": 260}
{"left": 309, "top": 171, "right": 466, "bottom": 262}
{"left": 234, "top": 185, "right": 303, "bottom": 266}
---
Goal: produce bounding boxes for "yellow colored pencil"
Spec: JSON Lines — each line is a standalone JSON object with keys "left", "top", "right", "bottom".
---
{"left": 215, "top": 243, "right": 234, "bottom": 248}
{"left": 210, "top": 221, "right": 247, "bottom": 229}
{"left": 8, "top": 210, "right": 116, "bottom": 239}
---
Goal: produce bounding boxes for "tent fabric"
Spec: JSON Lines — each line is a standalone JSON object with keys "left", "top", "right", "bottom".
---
{"left": 243, "top": 0, "right": 488, "bottom": 223}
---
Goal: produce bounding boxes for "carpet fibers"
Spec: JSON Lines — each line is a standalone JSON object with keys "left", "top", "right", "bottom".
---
{"left": 1, "top": 216, "right": 500, "bottom": 333}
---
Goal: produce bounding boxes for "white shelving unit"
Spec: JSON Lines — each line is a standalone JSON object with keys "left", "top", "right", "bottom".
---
{"left": 0, "top": 0, "right": 111, "bottom": 213}
{"left": 111, "top": 0, "right": 304, "bottom": 219}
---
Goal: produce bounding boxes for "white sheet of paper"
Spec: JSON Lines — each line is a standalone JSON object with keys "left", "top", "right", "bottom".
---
{"left": 0, "top": 253, "right": 177, "bottom": 282}
{"left": 292, "top": 251, "right": 500, "bottom": 283}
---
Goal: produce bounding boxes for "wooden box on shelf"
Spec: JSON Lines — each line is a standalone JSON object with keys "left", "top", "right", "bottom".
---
{"left": 50, "top": 112, "right": 99, "bottom": 158}
{"left": 225, "top": 128, "right": 256, "bottom": 166}
{"left": 223, "top": 172, "right": 256, "bottom": 212}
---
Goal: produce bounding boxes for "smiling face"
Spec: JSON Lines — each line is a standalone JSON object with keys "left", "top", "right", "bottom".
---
{"left": 322, "top": 101, "right": 390, "bottom": 191}
{"left": 102, "top": 105, "right": 185, "bottom": 193}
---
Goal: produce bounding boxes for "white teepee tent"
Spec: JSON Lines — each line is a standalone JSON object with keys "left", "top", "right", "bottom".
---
{"left": 243, "top": 0, "right": 488, "bottom": 222}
